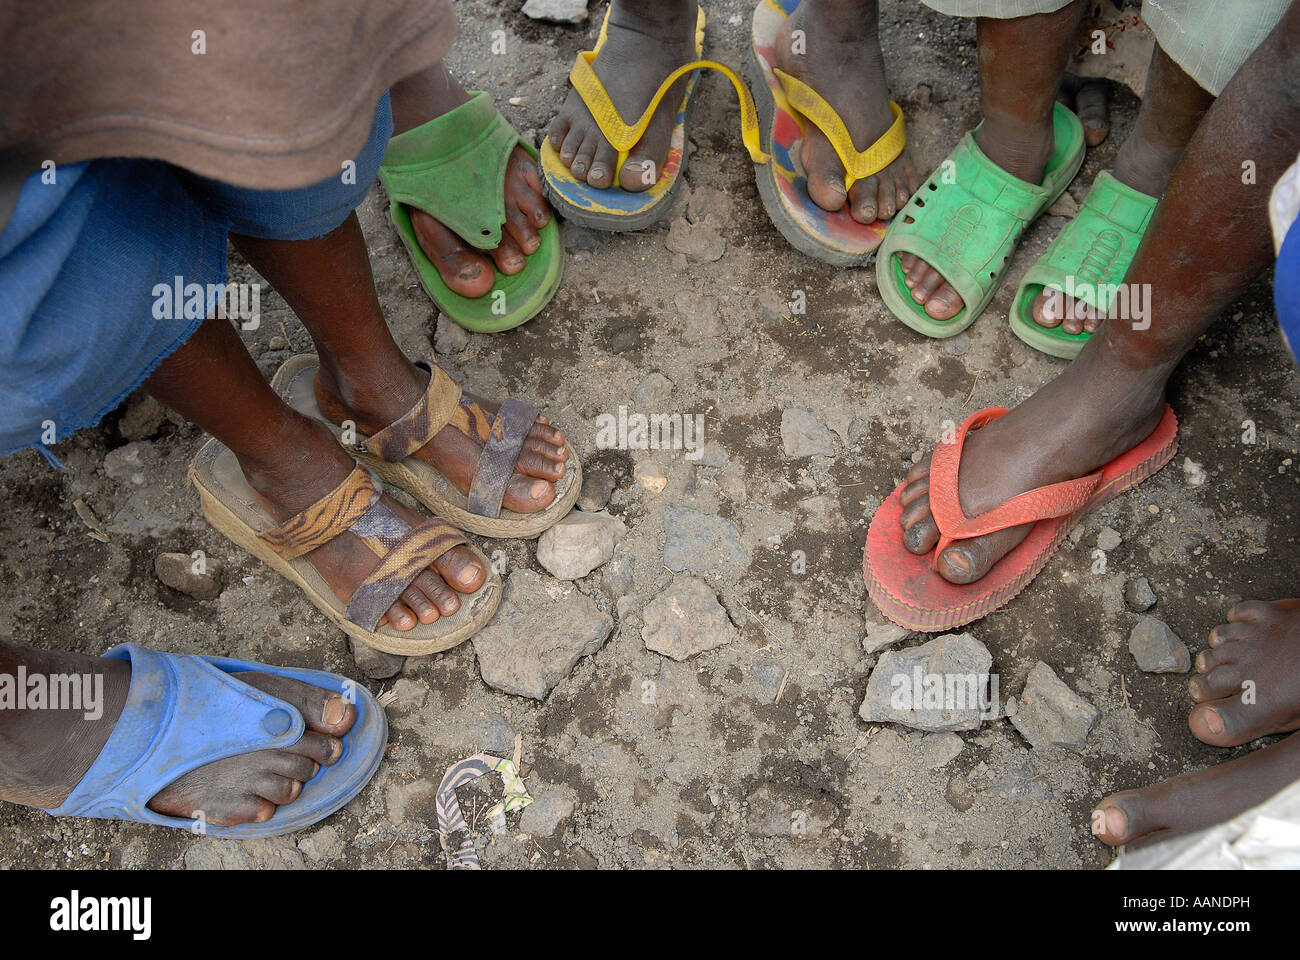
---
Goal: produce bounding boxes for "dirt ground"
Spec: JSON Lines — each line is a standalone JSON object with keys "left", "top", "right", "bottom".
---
{"left": 2, "top": 0, "right": 1297, "bottom": 870}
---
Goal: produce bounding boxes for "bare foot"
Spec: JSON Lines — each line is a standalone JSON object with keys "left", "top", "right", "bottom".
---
{"left": 546, "top": 0, "right": 699, "bottom": 191}
{"left": 774, "top": 0, "right": 917, "bottom": 222}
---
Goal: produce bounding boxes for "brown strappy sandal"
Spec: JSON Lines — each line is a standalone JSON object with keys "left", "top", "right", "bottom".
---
{"left": 189, "top": 438, "right": 501, "bottom": 656}
{"left": 272, "top": 354, "right": 581, "bottom": 539}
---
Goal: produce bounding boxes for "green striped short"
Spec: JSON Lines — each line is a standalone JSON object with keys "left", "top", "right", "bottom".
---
{"left": 919, "top": 0, "right": 1287, "bottom": 95}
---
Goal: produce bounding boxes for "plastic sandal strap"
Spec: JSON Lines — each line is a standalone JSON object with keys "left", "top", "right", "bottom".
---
{"left": 346, "top": 516, "right": 469, "bottom": 631}
{"left": 569, "top": 52, "right": 769, "bottom": 176}
{"left": 772, "top": 68, "right": 904, "bottom": 192}
{"left": 47, "top": 644, "right": 304, "bottom": 822}
{"left": 466, "top": 397, "right": 538, "bottom": 518}
{"left": 927, "top": 408, "right": 1103, "bottom": 562}
{"left": 364, "top": 361, "right": 463, "bottom": 463}
{"left": 259, "top": 462, "right": 380, "bottom": 560}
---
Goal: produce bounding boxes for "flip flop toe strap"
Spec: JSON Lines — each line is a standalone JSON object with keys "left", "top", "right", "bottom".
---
{"left": 47, "top": 644, "right": 305, "bottom": 822}
{"left": 467, "top": 397, "right": 538, "bottom": 519}
{"left": 364, "top": 361, "right": 463, "bottom": 462}
{"left": 569, "top": 51, "right": 768, "bottom": 176}
{"left": 771, "top": 68, "right": 905, "bottom": 192}
{"left": 928, "top": 408, "right": 1103, "bottom": 562}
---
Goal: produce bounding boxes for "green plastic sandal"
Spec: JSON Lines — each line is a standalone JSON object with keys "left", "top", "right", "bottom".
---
{"left": 1009, "top": 170, "right": 1157, "bottom": 359}
{"left": 876, "top": 102, "right": 1085, "bottom": 339}
{"left": 379, "top": 92, "right": 564, "bottom": 333}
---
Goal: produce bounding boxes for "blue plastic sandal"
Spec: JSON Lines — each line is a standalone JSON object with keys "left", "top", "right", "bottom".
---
{"left": 45, "top": 643, "right": 387, "bottom": 838}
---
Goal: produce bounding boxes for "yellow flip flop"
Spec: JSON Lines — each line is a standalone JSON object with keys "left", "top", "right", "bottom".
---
{"left": 541, "top": 4, "right": 768, "bottom": 232}
{"left": 748, "top": 0, "right": 906, "bottom": 265}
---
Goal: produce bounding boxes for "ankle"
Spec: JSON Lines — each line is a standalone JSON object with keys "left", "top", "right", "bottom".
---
{"left": 315, "top": 355, "right": 427, "bottom": 435}
{"left": 975, "top": 110, "right": 1055, "bottom": 184}
{"left": 237, "top": 416, "right": 355, "bottom": 509}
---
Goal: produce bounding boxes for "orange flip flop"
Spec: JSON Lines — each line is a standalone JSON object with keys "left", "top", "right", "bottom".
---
{"left": 864, "top": 405, "right": 1179, "bottom": 632}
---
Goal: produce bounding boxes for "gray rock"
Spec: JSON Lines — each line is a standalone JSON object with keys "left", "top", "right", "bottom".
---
{"left": 859, "top": 632, "right": 994, "bottom": 732}
{"left": 349, "top": 636, "right": 405, "bottom": 680}
{"left": 577, "top": 468, "right": 616, "bottom": 511}
{"left": 1124, "top": 576, "right": 1157, "bottom": 612}
{"left": 781, "top": 408, "right": 835, "bottom": 458}
{"left": 536, "top": 510, "right": 626, "bottom": 580}
{"left": 434, "top": 313, "right": 469, "bottom": 354}
{"left": 745, "top": 784, "right": 836, "bottom": 838}
{"left": 1128, "top": 617, "right": 1191, "bottom": 673}
{"left": 687, "top": 185, "right": 734, "bottom": 225}
{"left": 297, "top": 825, "right": 344, "bottom": 863}
{"left": 919, "top": 732, "right": 965, "bottom": 769}
{"left": 472, "top": 569, "right": 613, "bottom": 699}
{"left": 103, "top": 441, "right": 156, "bottom": 485}
{"left": 665, "top": 216, "right": 725, "bottom": 262}
{"left": 561, "top": 221, "right": 601, "bottom": 252}
{"left": 521, "top": 0, "right": 588, "bottom": 24}
{"left": 518, "top": 787, "right": 577, "bottom": 836}
{"left": 1009, "top": 661, "right": 1099, "bottom": 751}
{"left": 183, "top": 837, "right": 304, "bottom": 870}
{"left": 154, "top": 551, "right": 222, "bottom": 600}
{"left": 662, "top": 507, "right": 750, "bottom": 578}
{"left": 863, "top": 620, "right": 911, "bottom": 654}
{"left": 642, "top": 576, "right": 738, "bottom": 661}
{"left": 632, "top": 372, "right": 673, "bottom": 411}
{"left": 1097, "top": 526, "right": 1122, "bottom": 552}
{"left": 601, "top": 544, "right": 635, "bottom": 599}
{"left": 118, "top": 393, "right": 167, "bottom": 441}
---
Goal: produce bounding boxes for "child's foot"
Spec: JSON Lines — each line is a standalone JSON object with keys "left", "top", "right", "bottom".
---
{"left": 899, "top": 112, "right": 1056, "bottom": 320}
{"left": 389, "top": 66, "right": 552, "bottom": 299}
{"left": 1027, "top": 111, "right": 1188, "bottom": 334}
{"left": 1058, "top": 73, "right": 1112, "bottom": 147}
{"left": 897, "top": 345, "right": 1165, "bottom": 584}
{"left": 1091, "top": 730, "right": 1300, "bottom": 848}
{"left": 774, "top": 0, "right": 917, "bottom": 222}
{"left": 1188, "top": 600, "right": 1300, "bottom": 747}
{"left": 546, "top": 0, "right": 699, "bottom": 191}
{"left": 244, "top": 417, "right": 487, "bottom": 632}
{"left": 314, "top": 356, "right": 568, "bottom": 517}
{"left": 2, "top": 643, "right": 356, "bottom": 828}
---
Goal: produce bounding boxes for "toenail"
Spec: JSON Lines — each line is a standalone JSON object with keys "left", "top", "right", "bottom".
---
{"left": 1203, "top": 707, "right": 1224, "bottom": 734}
{"left": 529, "top": 479, "right": 550, "bottom": 499}
{"left": 1104, "top": 807, "right": 1126, "bottom": 837}
{"left": 458, "top": 263, "right": 483, "bottom": 281}
{"left": 322, "top": 695, "right": 347, "bottom": 726}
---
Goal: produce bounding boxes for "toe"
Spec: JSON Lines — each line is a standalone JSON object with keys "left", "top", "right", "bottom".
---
{"left": 1091, "top": 792, "right": 1153, "bottom": 846}
{"left": 1228, "top": 600, "right": 1274, "bottom": 623}
{"left": 848, "top": 176, "right": 879, "bottom": 224}
{"left": 502, "top": 474, "right": 557, "bottom": 513}
{"left": 384, "top": 600, "right": 418, "bottom": 632}
{"left": 898, "top": 474, "right": 929, "bottom": 509}
{"left": 875, "top": 175, "right": 899, "bottom": 221}
{"left": 514, "top": 447, "right": 566, "bottom": 481}
{"left": 232, "top": 673, "right": 356, "bottom": 736}
{"left": 432, "top": 545, "right": 486, "bottom": 594}
{"left": 255, "top": 773, "right": 302, "bottom": 807}
{"left": 1033, "top": 290, "right": 1063, "bottom": 328}
{"left": 587, "top": 140, "right": 620, "bottom": 189}
{"left": 399, "top": 583, "right": 439, "bottom": 624}
{"left": 801, "top": 126, "right": 849, "bottom": 212}
{"left": 1208, "top": 621, "right": 1253, "bottom": 647}
{"left": 619, "top": 155, "right": 659, "bottom": 192}
{"left": 525, "top": 435, "right": 568, "bottom": 463}
{"left": 414, "top": 569, "right": 460, "bottom": 616}
{"left": 571, "top": 133, "right": 597, "bottom": 181}
{"left": 924, "top": 282, "right": 964, "bottom": 321}
{"left": 558, "top": 125, "right": 584, "bottom": 167}
{"left": 936, "top": 525, "right": 1031, "bottom": 584}
{"left": 489, "top": 234, "right": 527, "bottom": 276}
{"left": 409, "top": 208, "right": 496, "bottom": 298}
{"left": 910, "top": 265, "right": 945, "bottom": 303}
{"left": 528, "top": 420, "right": 566, "bottom": 448}
{"left": 287, "top": 731, "right": 343, "bottom": 767}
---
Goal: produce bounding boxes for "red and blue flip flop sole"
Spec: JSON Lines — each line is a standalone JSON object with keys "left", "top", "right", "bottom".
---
{"left": 863, "top": 405, "right": 1179, "bottom": 632}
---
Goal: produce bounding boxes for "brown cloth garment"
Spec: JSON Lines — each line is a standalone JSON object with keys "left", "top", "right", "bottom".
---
{"left": 0, "top": 0, "right": 456, "bottom": 230}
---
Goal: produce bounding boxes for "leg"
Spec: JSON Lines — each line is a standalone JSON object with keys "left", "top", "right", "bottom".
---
{"left": 144, "top": 311, "right": 485, "bottom": 630}
{"left": 390, "top": 62, "right": 553, "bottom": 298}
{"left": 902, "top": 0, "right": 1087, "bottom": 320}
{"left": 227, "top": 214, "right": 568, "bottom": 515}
{"left": 899, "top": 3, "right": 1300, "bottom": 584}
{"left": 547, "top": 0, "right": 699, "bottom": 190}
{"left": 774, "top": 0, "right": 918, "bottom": 222}
{"left": 0, "top": 639, "right": 353, "bottom": 825}
{"left": 1033, "top": 45, "right": 1216, "bottom": 333}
